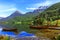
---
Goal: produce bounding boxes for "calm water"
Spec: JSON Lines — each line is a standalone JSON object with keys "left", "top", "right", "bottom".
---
{"left": 0, "top": 26, "right": 35, "bottom": 37}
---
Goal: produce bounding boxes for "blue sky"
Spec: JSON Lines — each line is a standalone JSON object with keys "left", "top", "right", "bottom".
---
{"left": 0, "top": 0, "right": 60, "bottom": 17}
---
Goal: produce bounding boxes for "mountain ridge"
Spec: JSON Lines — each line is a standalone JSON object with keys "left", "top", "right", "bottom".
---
{"left": 0, "top": 6, "right": 48, "bottom": 21}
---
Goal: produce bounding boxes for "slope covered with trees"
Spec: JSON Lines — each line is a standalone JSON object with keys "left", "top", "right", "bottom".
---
{"left": 33, "top": 2, "right": 60, "bottom": 26}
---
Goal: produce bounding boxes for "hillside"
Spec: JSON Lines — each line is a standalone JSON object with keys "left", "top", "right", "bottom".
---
{"left": 33, "top": 2, "right": 60, "bottom": 26}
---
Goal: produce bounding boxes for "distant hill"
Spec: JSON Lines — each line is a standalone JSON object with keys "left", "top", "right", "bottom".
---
{"left": 0, "top": 11, "right": 24, "bottom": 21}
{"left": 0, "top": 17, "right": 4, "bottom": 19}
{"left": 7, "top": 11, "right": 24, "bottom": 18}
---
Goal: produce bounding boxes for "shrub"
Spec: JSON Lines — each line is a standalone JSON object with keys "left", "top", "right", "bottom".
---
{"left": 56, "top": 35, "right": 60, "bottom": 40}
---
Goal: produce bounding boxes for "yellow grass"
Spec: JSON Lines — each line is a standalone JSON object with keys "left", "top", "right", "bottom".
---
{"left": 35, "top": 29, "right": 60, "bottom": 40}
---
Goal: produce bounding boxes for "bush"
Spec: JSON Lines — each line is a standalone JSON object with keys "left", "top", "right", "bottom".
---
{"left": 56, "top": 35, "right": 60, "bottom": 40}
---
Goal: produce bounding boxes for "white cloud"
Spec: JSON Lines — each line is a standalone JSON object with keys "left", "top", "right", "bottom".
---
{"left": 0, "top": 4, "right": 17, "bottom": 17}
{"left": 26, "top": 8, "right": 38, "bottom": 10}
{"left": 0, "top": 8, "right": 17, "bottom": 12}
{"left": 26, "top": 1, "right": 52, "bottom": 10}
{"left": 0, "top": 4, "right": 26, "bottom": 17}
{"left": 34, "top": 1, "right": 52, "bottom": 6}
{"left": 0, "top": 15, "right": 7, "bottom": 17}
{"left": 26, "top": 0, "right": 59, "bottom": 10}
{"left": 35, "top": 0, "right": 60, "bottom": 7}
{"left": 48, "top": 0, "right": 60, "bottom": 3}
{"left": 38, "top": 0, "right": 60, "bottom": 6}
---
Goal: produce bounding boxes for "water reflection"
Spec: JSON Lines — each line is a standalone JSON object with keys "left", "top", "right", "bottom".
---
{"left": 0, "top": 26, "right": 3, "bottom": 32}
{"left": 0, "top": 26, "right": 35, "bottom": 38}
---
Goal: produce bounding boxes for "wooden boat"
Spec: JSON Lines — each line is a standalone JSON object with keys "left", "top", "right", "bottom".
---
{"left": 2, "top": 28, "right": 18, "bottom": 34}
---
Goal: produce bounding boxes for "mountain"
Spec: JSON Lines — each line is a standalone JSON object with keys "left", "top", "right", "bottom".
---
{"left": 39, "top": 2, "right": 60, "bottom": 18}
{"left": 33, "top": 6, "right": 48, "bottom": 13}
{"left": 0, "top": 11, "right": 24, "bottom": 21}
{"left": 25, "top": 6, "right": 48, "bottom": 16}
{"left": 0, "top": 6, "right": 48, "bottom": 21}
{"left": 33, "top": 2, "right": 60, "bottom": 25}
{"left": 6, "top": 11, "right": 24, "bottom": 19}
